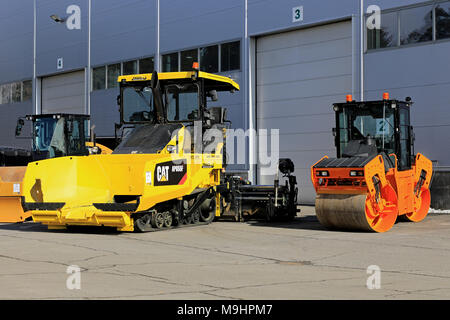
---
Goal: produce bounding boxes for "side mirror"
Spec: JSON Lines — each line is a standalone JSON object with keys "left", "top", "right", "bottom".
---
{"left": 207, "top": 90, "right": 218, "bottom": 102}
{"left": 116, "top": 94, "right": 121, "bottom": 106}
{"left": 332, "top": 128, "right": 337, "bottom": 137}
{"left": 90, "top": 125, "right": 96, "bottom": 145}
{"left": 15, "top": 119, "right": 25, "bottom": 136}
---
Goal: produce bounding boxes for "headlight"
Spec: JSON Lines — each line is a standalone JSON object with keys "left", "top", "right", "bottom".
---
{"left": 316, "top": 170, "right": 329, "bottom": 177}
{"left": 167, "top": 145, "right": 176, "bottom": 153}
{"left": 350, "top": 170, "right": 364, "bottom": 177}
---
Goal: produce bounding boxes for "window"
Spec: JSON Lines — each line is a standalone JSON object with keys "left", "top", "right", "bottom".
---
{"left": 66, "top": 117, "right": 88, "bottom": 156}
{"left": 436, "top": 2, "right": 450, "bottom": 40}
{"left": 22, "top": 80, "right": 32, "bottom": 101}
{"left": 107, "top": 63, "right": 121, "bottom": 89}
{"left": 200, "top": 45, "right": 218, "bottom": 73}
{"left": 367, "top": 2, "right": 450, "bottom": 51}
{"left": 139, "top": 57, "right": 154, "bottom": 73}
{"left": 180, "top": 49, "right": 198, "bottom": 71}
{"left": 11, "top": 82, "right": 22, "bottom": 103}
{"left": 122, "top": 85, "right": 154, "bottom": 123}
{"left": 399, "top": 108, "right": 411, "bottom": 170}
{"left": 165, "top": 83, "right": 200, "bottom": 122}
{"left": 0, "top": 84, "right": 11, "bottom": 104}
{"left": 123, "top": 60, "right": 138, "bottom": 75}
{"left": 33, "top": 117, "right": 57, "bottom": 152}
{"left": 367, "top": 11, "right": 398, "bottom": 50}
{"left": 337, "top": 103, "right": 396, "bottom": 157}
{"left": 0, "top": 81, "right": 33, "bottom": 104}
{"left": 162, "top": 53, "right": 179, "bottom": 72}
{"left": 400, "top": 5, "right": 433, "bottom": 45}
{"left": 92, "top": 66, "right": 106, "bottom": 91}
{"left": 221, "top": 41, "right": 240, "bottom": 71}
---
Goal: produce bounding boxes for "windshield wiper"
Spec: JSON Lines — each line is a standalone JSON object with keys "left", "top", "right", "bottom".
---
{"left": 136, "top": 91, "right": 152, "bottom": 110}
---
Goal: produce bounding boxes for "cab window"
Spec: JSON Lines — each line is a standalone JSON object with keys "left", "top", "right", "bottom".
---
{"left": 165, "top": 83, "right": 200, "bottom": 122}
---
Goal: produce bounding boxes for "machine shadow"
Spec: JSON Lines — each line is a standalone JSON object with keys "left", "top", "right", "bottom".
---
{"left": 238, "top": 215, "right": 375, "bottom": 234}
{"left": 241, "top": 215, "right": 327, "bottom": 231}
{"left": 0, "top": 222, "right": 120, "bottom": 235}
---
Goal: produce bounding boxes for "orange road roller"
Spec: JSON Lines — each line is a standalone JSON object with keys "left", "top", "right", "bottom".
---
{"left": 311, "top": 94, "right": 433, "bottom": 232}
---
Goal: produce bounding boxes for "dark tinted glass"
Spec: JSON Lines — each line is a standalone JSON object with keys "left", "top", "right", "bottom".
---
{"left": 180, "top": 49, "right": 198, "bottom": 71}
{"left": 200, "top": 45, "right": 218, "bottom": 73}
{"left": 367, "top": 11, "right": 398, "bottom": 49}
{"left": 22, "top": 80, "right": 32, "bottom": 101}
{"left": 436, "top": 2, "right": 450, "bottom": 40}
{"left": 139, "top": 57, "right": 154, "bottom": 73}
{"left": 400, "top": 5, "right": 433, "bottom": 45}
{"left": 162, "top": 53, "right": 179, "bottom": 72}
{"left": 123, "top": 60, "right": 138, "bottom": 75}
{"left": 11, "top": 82, "right": 21, "bottom": 103}
{"left": 107, "top": 63, "right": 121, "bottom": 89}
{"left": 93, "top": 66, "right": 106, "bottom": 90}
{"left": 221, "top": 41, "right": 240, "bottom": 71}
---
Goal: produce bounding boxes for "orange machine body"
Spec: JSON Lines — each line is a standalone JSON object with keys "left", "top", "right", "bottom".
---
{"left": 311, "top": 153, "right": 433, "bottom": 232}
{"left": 0, "top": 166, "right": 28, "bottom": 222}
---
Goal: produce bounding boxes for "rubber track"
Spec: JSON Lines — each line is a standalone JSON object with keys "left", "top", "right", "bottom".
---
{"left": 135, "top": 220, "right": 213, "bottom": 233}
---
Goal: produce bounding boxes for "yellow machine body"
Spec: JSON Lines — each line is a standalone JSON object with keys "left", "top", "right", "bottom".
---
{"left": 0, "top": 142, "right": 112, "bottom": 223}
{"left": 21, "top": 71, "right": 298, "bottom": 231}
{"left": 23, "top": 126, "right": 223, "bottom": 231}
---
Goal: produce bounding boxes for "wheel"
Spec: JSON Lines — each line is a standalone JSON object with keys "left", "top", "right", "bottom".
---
{"left": 172, "top": 210, "right": 181, "bottom": 226}
{"left": 400, "top": 188, "right": 431, "bottom": 223}
{"left": 315, "top": 184, "right": 398, "bottom": 233}
{"left": 151, "top": 212, "right": 164, "bottom": 229}
{"left": 265, "top": 200, "right": 275, "bottom": 222}
{"left": 184, "top": 214, "right": 193, "bottom": 224}
{"left": 200, "top": 198, "right": 215, "bottom": 223}
{"left": 163, "top": 211, "right": 173, "bottom": 228}
{"left": 192, "top": 209, "right": 200, "bottom": 224}
{"left": 134, "top": 213, "right": 152, "bottom": 232}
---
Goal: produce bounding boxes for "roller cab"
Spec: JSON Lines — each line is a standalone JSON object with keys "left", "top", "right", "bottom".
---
{"left": 311, "top": 96, "right": 432, "bottom": 232}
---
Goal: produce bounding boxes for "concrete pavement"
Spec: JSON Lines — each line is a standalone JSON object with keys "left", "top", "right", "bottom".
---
{"left": 0, "top": 207, "right": 449, "bottom": 299}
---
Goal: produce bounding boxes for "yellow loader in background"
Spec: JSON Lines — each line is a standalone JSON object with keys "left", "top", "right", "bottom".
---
{"left": 0, "top": 114, "right": 112, "bottom": 222}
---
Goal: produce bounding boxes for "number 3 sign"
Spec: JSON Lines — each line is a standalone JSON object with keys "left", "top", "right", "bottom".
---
{"left": 292, "top": 6, "right": 304, "bottom": 23}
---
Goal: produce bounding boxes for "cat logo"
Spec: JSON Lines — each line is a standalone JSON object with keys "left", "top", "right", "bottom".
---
{"left": 154, "top": 160, "right": 187, "bottom": 186}
{"left": 157, "top": 166, "right": 169, "bottom": 182}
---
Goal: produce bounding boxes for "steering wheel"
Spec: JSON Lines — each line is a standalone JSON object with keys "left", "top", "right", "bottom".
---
{"left": 130, "top": 111, "right": 153, "bottom": 122}
{"left": 141, "top": 111, "right": 151, "bottom": 120}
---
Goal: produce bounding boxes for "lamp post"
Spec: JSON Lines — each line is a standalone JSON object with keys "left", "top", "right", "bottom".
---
{"left": 87, "top": 0, "right": 91, "bottom": 116}
{"left": 156, "top": 0, "right": 160, "bottom": 72}
{"left": 33, "top": 0, "right": 37, "bottom": 115}
{"left": 360, "top": 0, "right": 364, "bottom": 101}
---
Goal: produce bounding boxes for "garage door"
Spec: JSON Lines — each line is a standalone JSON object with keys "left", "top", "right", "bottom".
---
{"left": 256, "top": 21, "right": 352, "bottom": 204}
{"left": 41, "top": 70, "right": 85, "bottom": 114}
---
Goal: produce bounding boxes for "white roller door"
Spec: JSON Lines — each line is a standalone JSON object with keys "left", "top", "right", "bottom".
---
{"left": 41, "top": 70, "right": 85, "bottom": 114}
{"left": 256, "top": 21, "right": 353, "bottom": 204}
